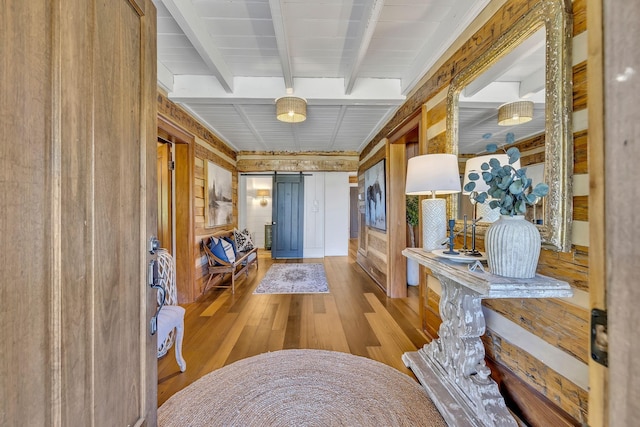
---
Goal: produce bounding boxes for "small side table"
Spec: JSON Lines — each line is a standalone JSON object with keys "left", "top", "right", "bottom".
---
{"left": 402, "top": 248, "right": 573, "bottom": 427}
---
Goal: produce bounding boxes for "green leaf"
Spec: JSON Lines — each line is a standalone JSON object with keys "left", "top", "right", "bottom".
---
{"left": 481, "top": 162, "right": 490, "bottom": 171}
{"left": 503, "top": 194, "right": 514, "bottom": 207}
{"left": 532, "top": 183, "right": 549, "bottom": 197}
{"left": 482, "top": 171, "right": 493, "bottom": 183}
{"left": 486, "top": 143, "right": 498, "bottom": 153}
{"left": 526, "top": 193, "right": 539, "bottom": 204}
{"left": 515, "top": 200, "right": 527, "bottom": 214}
{"left": 489, "top": 200, "right": 500, "bottom": 209}
{"left": 498, "top": 175, "right": 512, "bottom": 190}
{"left": 475, "top": 193, "right": 487, "bottom": 203}
{"left": 509, "top": 179, "right": 524, "bottom": 195}
{"left": 489, "top": 158, "right": 502, "bottom": 169}
{"left": 515, "top": 167, "right": 527, "bottom": 178}
{"left": 468, "top": 172, "right": 480, "bottom": 181}
{"left": 463, "top": 182, "right": 476, "bottom": 192}
{"left": 507, "top": 147, "right": 521, "bottom": 164}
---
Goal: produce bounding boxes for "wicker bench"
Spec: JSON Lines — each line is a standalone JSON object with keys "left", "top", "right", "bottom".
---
{"left": 201, "top": 231, "right": 258, "bottom": 294}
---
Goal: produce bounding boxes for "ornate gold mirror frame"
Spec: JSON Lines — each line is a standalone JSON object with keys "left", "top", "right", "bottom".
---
{"left": 447, "top": 0, "right": 573, "bottom": 252}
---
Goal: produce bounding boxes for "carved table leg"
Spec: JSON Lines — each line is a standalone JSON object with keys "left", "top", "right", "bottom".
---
{"left": 403, "top": 275, "right": 516, "bottom": 427}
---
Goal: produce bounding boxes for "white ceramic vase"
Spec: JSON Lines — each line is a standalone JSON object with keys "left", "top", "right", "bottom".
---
{"left": 407, "top": 258, "right": 419, "bottom": 286}
{"left": 485, "top": 215, "right": 541, "bottom": 279}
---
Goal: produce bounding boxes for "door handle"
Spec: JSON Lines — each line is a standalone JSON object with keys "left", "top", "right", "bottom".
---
{"left": 147, "top": 259, "right": 166, "bottom": 335}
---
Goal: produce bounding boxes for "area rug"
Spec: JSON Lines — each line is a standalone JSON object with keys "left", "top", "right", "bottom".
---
{"left": 157, "top": 349, "right": 445, "bottom": 427}
{"left": 253, "top": 263, "right": 329, "bottom": 294}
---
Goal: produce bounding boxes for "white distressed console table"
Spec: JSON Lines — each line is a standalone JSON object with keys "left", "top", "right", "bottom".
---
{"left": 402, "top": 247, "right": 573, "bottom": 427}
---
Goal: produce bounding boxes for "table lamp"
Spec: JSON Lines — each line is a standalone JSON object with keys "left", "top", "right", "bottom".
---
{"left": 406, "top": 154, "right": 461, "bottom": 251}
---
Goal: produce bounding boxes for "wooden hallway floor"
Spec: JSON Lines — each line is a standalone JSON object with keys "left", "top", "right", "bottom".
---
{"left": 157, "top": 240, "right": 428, "bottom": 406}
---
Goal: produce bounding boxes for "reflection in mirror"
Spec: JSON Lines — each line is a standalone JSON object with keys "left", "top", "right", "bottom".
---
{"left": 458, "top": 28, "right": 546, "bottom": 225}
{"left": 446, "top": 0, "right": 573, "bottom": 252}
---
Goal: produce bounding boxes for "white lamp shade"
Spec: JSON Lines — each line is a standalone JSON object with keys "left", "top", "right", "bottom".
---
{"left": 406, "top": 154, "right": 461, "bottom": 195}
{"left": 462, "top": 154, "right": 521, "bottom": 194}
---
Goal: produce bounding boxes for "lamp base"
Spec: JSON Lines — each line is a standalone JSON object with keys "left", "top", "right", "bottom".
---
{"left": 422, "top": 198, "right": 447, "bottom": 252}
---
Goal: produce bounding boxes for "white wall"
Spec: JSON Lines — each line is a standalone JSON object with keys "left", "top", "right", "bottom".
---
{"left": 241, "top": 175, "right": 272, "bottom": 249}
{"left": 240, "top": 172, "right": 350, "bottom": 257}
{"left": 323, "top": 172, "right": 349, "bottom": 256}
{"left": 303, "top": 173, "right": 325, "bottom": 258}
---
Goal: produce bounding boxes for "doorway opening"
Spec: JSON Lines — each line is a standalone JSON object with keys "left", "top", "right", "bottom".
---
{"left": 157, "top": 116, "right": 195, "bottom": 302}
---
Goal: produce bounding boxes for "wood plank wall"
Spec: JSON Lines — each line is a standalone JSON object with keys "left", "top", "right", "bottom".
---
{"left": 358, "top": 0, "right": 590, "bottom": 424}
{"left": 158, "top": 93, "right": 240, "bottom": 299}
{"left": 356, "top": 143, "right": 389, "bottom": 293}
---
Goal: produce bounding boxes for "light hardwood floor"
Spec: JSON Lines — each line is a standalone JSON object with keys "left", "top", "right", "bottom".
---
{"left": 157, "top": 240, "right": 428, "bottom": 406}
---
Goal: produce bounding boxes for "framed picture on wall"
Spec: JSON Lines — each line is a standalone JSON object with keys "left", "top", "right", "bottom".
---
{"left": 205, "top": 160, "right": 233, "bottom": 227}
{"left": 364, "top": 159, "right": 386, "bottom": 231}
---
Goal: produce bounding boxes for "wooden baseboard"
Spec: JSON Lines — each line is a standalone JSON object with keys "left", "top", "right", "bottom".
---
{"left": 485, "top": 357, "right": 581, "bottom": 427}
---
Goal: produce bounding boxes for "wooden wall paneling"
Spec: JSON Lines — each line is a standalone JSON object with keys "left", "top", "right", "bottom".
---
{"left": 573, "top": 130, "right": 588, "bottom": 174}
{"left": 426, "top": 100, "right": 447, "bottom": 130}
{"left": 572, "top": 0, "right": 586, "bottom": 35}
{"left": 356, "top": 144, "right": 389, "bottom": 292}
{"left": 482, "top": 298, "right": 589, "bottom": 363}
{"left": 483, "top": 329, "right": 589, "bottom": 421}
{"left": 387, "top": 142, "right": 408, "bottom": 297}
{"left": 426, "top": 132, "right": 447, "bottom": 154}
{"left": 573, "top": 195, "right": 588, "bottom": 221}
{"left": 157, "top": 93, "right": 236, "bottom": 161}
{"left": 573, "top": 61, "right": 588, "bottom": 111}
{"left": 357, "top": 144, "right": 390, "bottom": 293}
{"left": 236, "top": 151, "right": 359, "bottom": 172}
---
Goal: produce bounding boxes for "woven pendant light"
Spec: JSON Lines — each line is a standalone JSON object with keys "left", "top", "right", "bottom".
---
{"left": 276, "top": 96, "right": 307, "bottom": 123}
{"left": 497, "top": 101, "right": 533, "bottom": 126}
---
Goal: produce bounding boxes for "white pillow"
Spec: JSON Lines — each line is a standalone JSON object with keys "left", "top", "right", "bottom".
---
{"left": 220, "top": 238, "right": 236, "bottom": 263}
{"left": 233, "top": 228, "right": 255, "bottom": 252}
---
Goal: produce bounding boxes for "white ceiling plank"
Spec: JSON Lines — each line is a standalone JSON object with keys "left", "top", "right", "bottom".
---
{"left": 234, "top": 105, "right": 272, "bottom": 152}
{"left": 400, "top": 0, "right": 492, "bottom": 94}
{"left": 154, "top": 0, "right": 519, "bottom": 154}
{"left": 157, "top": 60, "right": 174, "bottom": 93}
{"left": 160, "top": 0, "right": 234, "bottom": 92}
{"left": 327, "top": 106, "right": 349, "bottom": 150}
{"left": 269, "top": 0, "right": 294, "bottom": 90}
{"left": 344, "top": 0, "right": 386, "bottom": 94}
{"left": 519, "top": 68, "right": 546, "bottom": 98}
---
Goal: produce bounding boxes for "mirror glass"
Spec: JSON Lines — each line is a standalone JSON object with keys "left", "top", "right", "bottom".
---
{"left": 446, "top": 0, "right": 573, "bottom": 251}
{"left": 457, "top": 28, "right": 546, "bottom": 224}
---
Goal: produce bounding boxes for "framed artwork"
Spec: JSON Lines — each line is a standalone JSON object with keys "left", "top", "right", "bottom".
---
{"left": 364, "top": 159, "right": 386, "bottom": 231}
{"left": 205, "top": 160, "right": 233, "bottom": 227}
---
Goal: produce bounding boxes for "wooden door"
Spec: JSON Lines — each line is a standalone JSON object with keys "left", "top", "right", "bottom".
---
{"left": 272, "top": 174, "right": 304, "bottom": 258}
{"left": 604, "top": 0, "right": 639, "bottom": 425}
{"left": 158, "top": 141, "right": 173, "bottom": 252}
{"left": 0, "top": 0, "right": 158, "bottom": 425}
